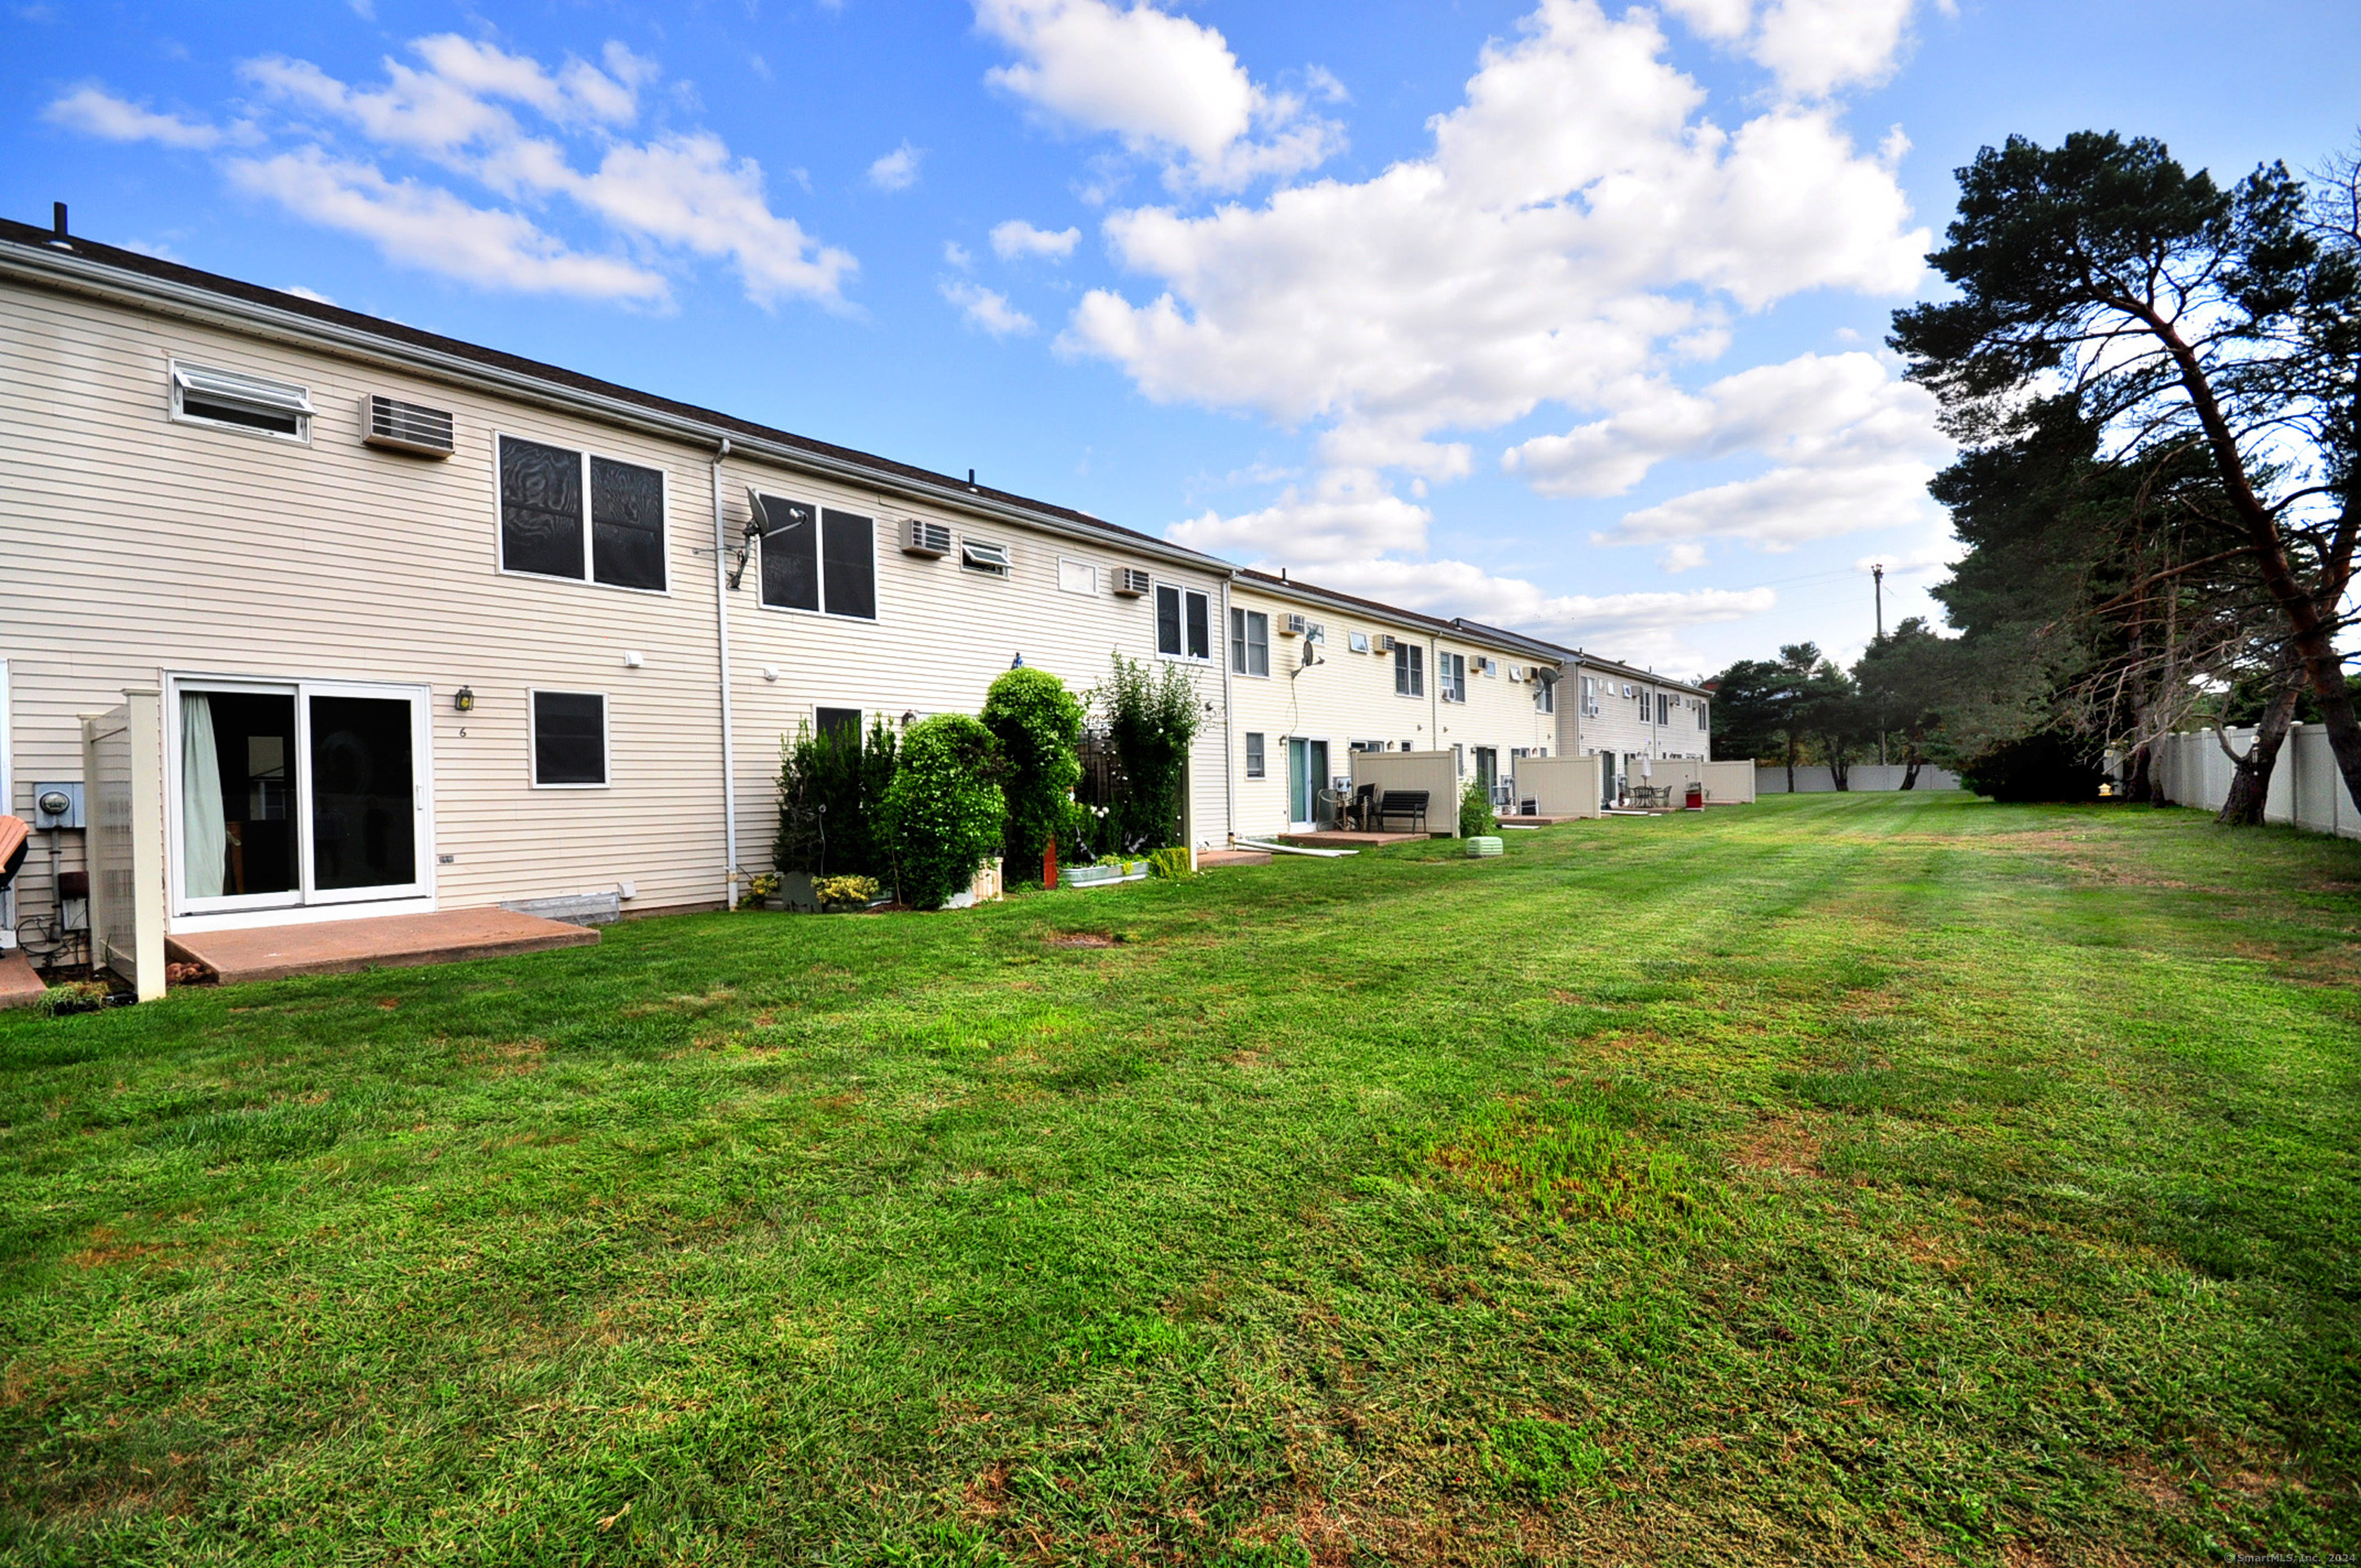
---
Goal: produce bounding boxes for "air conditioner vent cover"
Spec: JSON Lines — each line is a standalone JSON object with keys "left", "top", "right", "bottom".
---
{"left": 363, "top": 393, "right": 454, "bottom": 457}
{"left": 1280, "top": 612, "right": 1308, "bottom": 637}
{"left": 1114, "top": 567, "right": 1152, "bottom": 597}
{"left": 903, "top": 518, "right": 952, "bottom": 557}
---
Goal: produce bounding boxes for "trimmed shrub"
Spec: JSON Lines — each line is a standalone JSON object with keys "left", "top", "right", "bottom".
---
{"left": 881, "top": 714, "right": 1007, "bottom": 909}
{"left": 981, "top": 668, "right": 1084, "bottom": 882}
{"left": 1145, "top": 846, "right": 1193, "bottom": 880}
{"left": 1096, "top": 654, "right": 1203, "bottom": 853}
{"left": 1459, "top": 777, "right": 1498, "bottom": 837}
{"left": 1958, "top": 729, "right": 2106, "bottom": 803}
{"left": 774, "top": 714, "right": 899, "bottom": 879}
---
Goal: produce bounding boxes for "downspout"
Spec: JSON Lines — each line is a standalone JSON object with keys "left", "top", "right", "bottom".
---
{"left": 712, "top": 438, "right": 738, "bottom": 912}
{"left": 1220, "top": 575, "right": 1237, "bottom": 845}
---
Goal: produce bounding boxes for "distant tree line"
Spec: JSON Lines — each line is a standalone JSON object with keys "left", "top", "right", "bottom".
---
{"left": 1713, "top": 126, "right": 2361, "bottom": 821}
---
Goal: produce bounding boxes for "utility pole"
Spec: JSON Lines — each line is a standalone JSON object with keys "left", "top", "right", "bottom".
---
{"left": 1873, "top": 564, "right": 1886, "bottom": 765}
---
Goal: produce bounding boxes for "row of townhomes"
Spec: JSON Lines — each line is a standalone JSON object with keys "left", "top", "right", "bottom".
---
{"left": 0, "top": 217, "right": 1713, "bottom": 976}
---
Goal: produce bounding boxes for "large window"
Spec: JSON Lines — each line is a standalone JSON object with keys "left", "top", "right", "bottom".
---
{"left": 1697, "top": 699, "right": 1709, "bottom": 731}
{"left": 1534, "top": 672, "right": 1556, "bottom": 715}
{"left": 1230, "top": 608, "right": 1270, "bottom": 676}
{"left": 1244, "top": 732, "right": 1265, "bottom": 777}
{"left": 500, "top": 436, "right": 666, "bottom": 589}
{"left": 1156, "top": 584, "right": 1211, "bottom": 660}
{"left": 1439, "top": 651, "right": 1466, "bottom": 703}
{"left": 1658, "top": 693, "right": 1671, "bottom": 725}
{"left": 531, "top": 691, "right": 607, "bottom": 787}
{"left": 756, "top": 493, "right": 876, "bottom": 620}
{"left": 1394, "top": 642, "right": 1425, "bottom": 698}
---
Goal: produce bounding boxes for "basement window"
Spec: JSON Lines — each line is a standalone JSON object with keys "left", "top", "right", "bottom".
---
{"left": 169, "top": 360, "right": 313, "bottom": 442}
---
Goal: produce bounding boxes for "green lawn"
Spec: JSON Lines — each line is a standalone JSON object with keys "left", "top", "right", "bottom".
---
{"left": 3, "top": 792, "right": 2357, "bottom": 1565}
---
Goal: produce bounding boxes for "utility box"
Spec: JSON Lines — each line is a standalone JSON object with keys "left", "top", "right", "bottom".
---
{"left": 31, "top": 782, "right": 85, "bottom": 830}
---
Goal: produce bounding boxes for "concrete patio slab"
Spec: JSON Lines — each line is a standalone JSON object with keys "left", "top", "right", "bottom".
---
{"left": 1277, "top": 830, "right": 1434, "bottom": 848}
{"left": 167, "top": 908, "right": 598, "bottom": 986}
{"left": 1198, "top": 848, "right": 1272, "bottom": 867}
{"left": 0, "top": 949, "right": 45, "bottom": 1010}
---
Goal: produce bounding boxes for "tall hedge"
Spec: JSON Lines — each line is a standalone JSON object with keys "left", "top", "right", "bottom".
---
{"left": 980, "top": 668, "right": 1084, "bottom": 881}
{"left": 881, "top": 714, "right": 1007, "bottom": 909}
{"left": 773, "top": 714, "right": 898, "bottom": 878}
{"left": 1097, "top": 654, "right": 1202, "bottom": 852}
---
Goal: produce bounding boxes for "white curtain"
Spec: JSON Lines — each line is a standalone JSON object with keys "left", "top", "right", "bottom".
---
{"left": 181, "top": 694, "right": 227, "bottom": 898}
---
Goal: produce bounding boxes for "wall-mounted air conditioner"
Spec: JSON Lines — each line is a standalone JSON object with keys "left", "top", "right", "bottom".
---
{"left": 1377, "top": 634, "right": 1399, "bottom": 654}
{"left": 1114, "top": 567, "right": 1151, "bottom": 597}
{"left": 362, "top": 393, "right": 453, "bottom": 457}
{"left": 1280, "top": 613, "right": 1308, "bottom": 637}
{"left": 903, "top": 518, "right": 952, "bottom": 557}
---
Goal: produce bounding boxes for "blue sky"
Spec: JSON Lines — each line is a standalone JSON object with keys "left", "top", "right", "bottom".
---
{"left": 9, "top": 0, "right": 2359, "bottom": 678}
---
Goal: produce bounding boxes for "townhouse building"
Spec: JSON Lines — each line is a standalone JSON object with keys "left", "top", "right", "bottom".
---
{"left": 1227, "top": 572, "right": 1559, "bottom": 834}
{"left": 0, "top": 218, "right": 1234, "bottom": 970}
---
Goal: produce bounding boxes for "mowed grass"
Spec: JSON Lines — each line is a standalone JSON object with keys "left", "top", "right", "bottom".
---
{"left": 2, "top": 791, "right": 2357, "bottom": 1565}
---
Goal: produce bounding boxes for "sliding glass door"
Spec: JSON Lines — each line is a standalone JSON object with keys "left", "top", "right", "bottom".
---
{"left": 1287, "top": 737, "right": 1330, "bottom": 828}
{"left": 173, "top": 678, "right": 428, "bottom": 915}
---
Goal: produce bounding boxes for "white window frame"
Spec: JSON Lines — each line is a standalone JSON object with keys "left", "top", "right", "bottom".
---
{"left": 752, "top": 492, "right": 879, "bottom": 621}
{"left": 169, "top": 358, "right": 313, "bottom": 445}
{"left": 163, "top": 672, "right": 437, "bottom": 925}
{"left": 961, "top": 537, "right": 1013, "bottom": 577}
{"left": 1394, "top": 642, "right": 1425, "bottom": 699}
{"left": 1155, "top": 582, "right": 1213, "bottom": 663}
{"left": 1244, "top": 731, "right": 1266, "bottom": 778}
{"left": 1439, "top": 650, "right": 1467, "bottom": 703}
{"left": 528, "top": 688, "right": 612, "bottom": 790}
{"left": 1231, "top": 607, "right": 1270, "bottom": 677}
{"left": 1057, "top": 557, "right": 1100, "bottom": 597}
{"left": 494, "top": 431, "right": 672, "bottom": 597}
{"left": 1347, "top": 630, "right": 1370, "bottom": 654}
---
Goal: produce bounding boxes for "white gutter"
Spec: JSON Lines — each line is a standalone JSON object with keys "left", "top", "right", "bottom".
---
{"left": 0, "top": 240, "right": 1231, "bottom": 577}
{"left": 712, "top": 440, "right": 738, "bottom": 913}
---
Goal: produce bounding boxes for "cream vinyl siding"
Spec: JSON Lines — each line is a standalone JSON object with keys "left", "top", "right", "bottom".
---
{"left": 721, "top": 462, "right": 1232, "bottom": 856}
{"left": 0, "top": 280, "right": 731, "bottom": 926}
{"left": 1, "top": 274, "right": 1237, "bottom": 932}
{"left": 1566, "top": 664, "right": 1712, "bottom": 766}
{"left": 1224, "top": 585, "right": 1548, "bottom": 836}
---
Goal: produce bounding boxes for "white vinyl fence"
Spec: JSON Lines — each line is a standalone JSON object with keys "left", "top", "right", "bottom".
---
{"left": 2151, "top": 724, "right": 2361, "bottom": 839}
{"left": 1758, "top": 762, "right": 1961, "bottom": 794}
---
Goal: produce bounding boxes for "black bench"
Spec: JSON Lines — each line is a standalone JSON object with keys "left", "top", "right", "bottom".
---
{"left": 1373, "top": 789, "right": 1430, "bottom": 833}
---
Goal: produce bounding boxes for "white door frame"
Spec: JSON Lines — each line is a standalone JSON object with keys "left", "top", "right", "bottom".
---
{"left": 1286, "top": 734, "right": 1333, "bottom": 830}
{"left": 164, "top": 672, "right": 436, "bottom": 931}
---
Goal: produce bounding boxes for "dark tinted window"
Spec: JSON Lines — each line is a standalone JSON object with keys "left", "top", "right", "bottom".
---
{"left": 1185, "top": 592, "right": 1210, "bottom": 660}
{"left": 821, "top": 510, "right": 877, "bottom": 620}
{"left": 532, "top": 691, "right": 607, "bottom": 786}
{"left": 183, "top": 396, "right": 302, "bottom": 436}
{"left": 756, "top": 494, "right": 819, "bottom": 611}
{"left": 816, "top": 707, "right": 861, "bottom": 740}
{"left": 500, "top": 436, "right": 584, "bottom": 579}
{"left": 1155, "top": 585, "right": 1182, "bottom": 655}
{"left": 590, "top": 457, "right": 666, "bottom": 590}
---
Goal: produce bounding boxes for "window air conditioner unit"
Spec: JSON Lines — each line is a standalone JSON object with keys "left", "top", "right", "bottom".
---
{"left": 1280, "top": 613, "right": 1308, "bottom": 637}
{"left": 1377, "top": 634, "right": 1398, "bottom": 654}
{"left": 961, "top": 538, "right": 1012, "bottom": 574}
{"left": 362, "top": 393, "right": 453, "bottom": 457}
{"left": 903, "top": 518, "right": 952, "bottom": 557}
{"left": 1114, "top": 567, "right": 1151, "bottom": 597}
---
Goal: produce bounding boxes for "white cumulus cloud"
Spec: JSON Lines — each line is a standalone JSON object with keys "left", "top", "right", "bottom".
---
{"left": 942, "top": 278, "right": 1036, "bottom": 337}
{"left": 991, "top": 218, "right": 1081, "bottom": 260}
{"left": 974, "top": 0, "right": 1343, "bottom": 193}
{"left": 1662, "top": 0, "right": 1930, "bottom": 98}
{"left": 868, "top": 142, "right": 923, "bottom": 191}
{"left": 42, "top": 85, "right": 239, "bottom": 149}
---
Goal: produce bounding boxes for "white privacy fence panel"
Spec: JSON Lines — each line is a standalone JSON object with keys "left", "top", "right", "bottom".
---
{"left": 1347, "top": 750, "right": 1462, "bottom": 835}
{"left": 1506, "top": 755, "right": 1602, "bottom": 817}
{"left": 2151, "top": 725, "right": 2360, "bottom": 839}
{"left": 1758, "top": 763, "right": 1961, "bottom": 793}
{"left": 81, "top": 689, "right": 166, "bottom": 999}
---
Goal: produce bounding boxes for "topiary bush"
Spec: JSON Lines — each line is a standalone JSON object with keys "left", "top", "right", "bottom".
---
{"left": 881, "top": 714, "right": 1007, "bottom": 909}
{"left": 1459, "top": 776, "right": 1498, "bottom": 837}
{"left": 981, "top": 668, "right": 1084, "bottom": 883}
{"left": 774, "top": 714, "right": 899, "bottom": 879}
